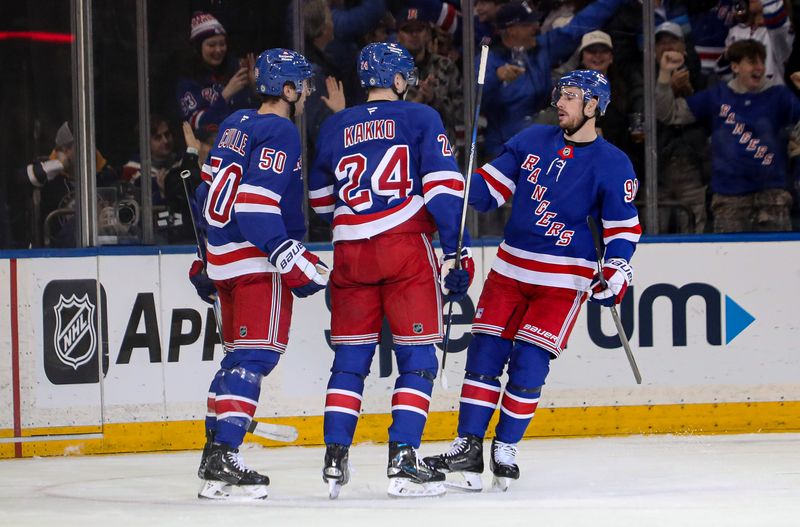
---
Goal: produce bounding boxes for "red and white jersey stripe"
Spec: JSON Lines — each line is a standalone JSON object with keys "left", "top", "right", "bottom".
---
{"left": 421, "top": 170, "right": 465, "bottom": 203}
{"left": 332, "top": 195, "right": 425, "bottom": 242}
{"left": 460, "top": 378, "right": 501, "bottom": 409}
{"left": 309, "top": 185, "right": 335, "bottom": 215}
{"left": 206, "top": 240, "right": 277, "bottom": 280}
{"left": 500, "top": 390, "right": 539, "bottom": 420}
{"left": 492, "top": 241, "right": 596, "bottom": 290}
{"left": 476, "top": 164, "right": 516, "bottom": 207}
{"left": 234, "top": 184, "right": 281, "bottom": 215}
{"left": 602, "top": 217, "right": 642, "bottom": 245}
{"left": 325, "top": 388, "right": 363, "bottom": 417}
{"left": 391, "top": 387, "right": 431, "bottom": 418}
{"left": 215, "top": 394, "right": 258, "bottom": 421}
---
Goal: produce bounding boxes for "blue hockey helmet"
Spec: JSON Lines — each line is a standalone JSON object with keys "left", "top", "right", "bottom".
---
{"left": 358, "top": 42, "right": 418, "bottom": 88}
{"left": 552, "top": 69, "right": 611, "bottom": 115}
{"left": 254, "top": 48, "right": 314, "bottom": 96}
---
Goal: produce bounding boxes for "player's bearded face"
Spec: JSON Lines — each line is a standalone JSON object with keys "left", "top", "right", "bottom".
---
{"left": 555, "top": 87, "right": 585, "bottom": 131}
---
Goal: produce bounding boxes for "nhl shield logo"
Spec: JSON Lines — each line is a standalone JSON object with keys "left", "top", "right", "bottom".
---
{"left": 412, "top": 323, "right": 424, "bottom": 334}
{"left": 53, "top": 293, "right": 97, "bottom": 370}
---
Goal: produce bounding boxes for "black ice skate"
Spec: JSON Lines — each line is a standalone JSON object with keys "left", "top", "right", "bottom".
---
{"left": 386, "top": 442, "right": 446, "bottom": 498}
{"left": 197, "top": 443, "right": 269, "bottom": 500}
{"left": 423, "top": 434, "right": 484, "bottom": 491}
{"left": 322, "top": 443, "right": 350, "bottom": 499}
{"left": 197, "top": 441, "right": 212, "bottom": 479}
{"left": 489, "top": 438, "right": 520, "bottom": 492}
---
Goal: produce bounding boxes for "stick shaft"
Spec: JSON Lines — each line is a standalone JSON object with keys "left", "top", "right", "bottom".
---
{"left": 441, "top": 45, "right": 489, "bottom": 387}
{"left": 586, "top": 215, "right": 642, "bottom": 384}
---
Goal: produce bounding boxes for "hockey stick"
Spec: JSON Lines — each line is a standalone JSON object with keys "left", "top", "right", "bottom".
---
{"left": 440, "top": 44, "right": 490, "bottom": 390}
{"left": 247, "top": 419, "right": 300, "bottom": 442}
{"left": 180, "top": 171, "right": 300, "bottom": 443}
{"left": 586, "top": 215, "right": 642, "bottom": 384}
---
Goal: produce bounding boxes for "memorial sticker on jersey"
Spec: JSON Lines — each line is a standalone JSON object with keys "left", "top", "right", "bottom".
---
{"left": 42, "top": 279, "right": 109, "bottom": 385}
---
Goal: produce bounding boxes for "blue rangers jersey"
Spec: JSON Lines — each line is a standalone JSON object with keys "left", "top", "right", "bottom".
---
{"left": 308, "top": 100, "right": 467, "bottom": 254}
{"left": 199, "top": 109, "right": 306, "bottom": 280}
{"left": 470, "top": 125, "right": 641, "bottom": 291}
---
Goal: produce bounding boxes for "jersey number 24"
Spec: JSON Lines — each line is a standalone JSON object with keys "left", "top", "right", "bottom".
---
{"left": 335, "top": 145, "right": 412, "bottom": 211}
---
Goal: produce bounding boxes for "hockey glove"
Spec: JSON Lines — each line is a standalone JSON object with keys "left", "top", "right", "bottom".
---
{"left": 439, "top": 248, "right": 475, "bottom": 302}
{"left": 589, "top": 258, "right": 633, "bottom": 307}
{"left": 189, "top": 259, "right": 217, "bottom": 305}
{"left": 269, "top": 239, "right": 329, "bottom": 298}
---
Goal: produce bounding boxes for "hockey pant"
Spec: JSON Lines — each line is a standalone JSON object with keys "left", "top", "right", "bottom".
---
{"left": 457, "top": 334, "right": 551, "bottom": 444}
{"left": 324, "top": 343, "right": 438, "bottom": 448}
{"left": 205, "top": 348, "right": 280, "bottom": 448}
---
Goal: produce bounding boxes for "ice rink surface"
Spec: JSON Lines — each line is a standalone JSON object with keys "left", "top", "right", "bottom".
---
{"left": 1, "top": 433, "right": 799, "bottom": 527}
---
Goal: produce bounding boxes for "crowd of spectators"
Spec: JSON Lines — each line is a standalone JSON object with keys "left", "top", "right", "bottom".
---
{"left": 6, "top": 0, "right": 800, "bottom": 249}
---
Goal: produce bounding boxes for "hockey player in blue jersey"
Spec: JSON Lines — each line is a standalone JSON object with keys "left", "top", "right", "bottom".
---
{"left": 308, "top": 42, "right": 473, "bottom": 498}
{"left": 194, "top": 49, "right": 329, "bottom": 500}
{"left": 424, "top": 70, "right": 641, "bottom": 491}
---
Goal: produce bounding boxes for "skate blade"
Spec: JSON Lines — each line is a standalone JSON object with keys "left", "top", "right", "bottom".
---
{"left": 387, "top": 478, "right": 446, "bottom": 498}
{"left": 443, "top": 471, "right": 483, "bottom": 492}
{"left": 198, "top": 480, "right": 268, "bottom": 501}
{"left": 328, "top": 479, "right": 343, "bottom": 499}
{"left": 491, "top": 475, "right": 512, "bottom": 492}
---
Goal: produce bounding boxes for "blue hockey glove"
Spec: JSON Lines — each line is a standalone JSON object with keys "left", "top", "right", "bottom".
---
{"left": 439, "top": 248, "right": 475, "bottom": 302}
{"left": 189, "top": 259, "right": 217, "bottom": 304}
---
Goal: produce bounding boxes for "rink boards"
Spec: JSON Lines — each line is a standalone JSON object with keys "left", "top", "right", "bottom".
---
{"left": 1, "top": 237, "right": 799, "bottom": 458}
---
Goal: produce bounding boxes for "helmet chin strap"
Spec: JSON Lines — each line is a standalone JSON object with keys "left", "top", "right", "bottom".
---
{"left": 280, "top": 87, "right": 302, "bottom": 119}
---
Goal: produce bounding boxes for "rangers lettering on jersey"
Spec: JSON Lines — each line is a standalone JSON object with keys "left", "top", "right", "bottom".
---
{"left": 344, "top": 119, "right": 396, "bottom": 148}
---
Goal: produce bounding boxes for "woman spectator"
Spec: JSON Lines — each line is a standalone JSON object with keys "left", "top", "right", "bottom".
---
{"left": 176, "top": 12, "right": 256, "bottom": 132}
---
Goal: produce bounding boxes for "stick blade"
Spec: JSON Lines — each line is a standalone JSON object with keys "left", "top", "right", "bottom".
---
{"left": 247, "top": 420, "right": 299, "bottom": 443}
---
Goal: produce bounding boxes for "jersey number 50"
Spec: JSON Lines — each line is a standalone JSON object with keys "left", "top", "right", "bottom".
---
{"left": 335, "top": 145, "right": 412, "bottom": 211}
{"left": 205, "top": 156, "right": 243, "bottom": 227}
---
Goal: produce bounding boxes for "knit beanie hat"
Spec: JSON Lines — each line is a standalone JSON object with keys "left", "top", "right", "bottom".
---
{"left": 190, "top": 12, "right": 226, "bottom": 44}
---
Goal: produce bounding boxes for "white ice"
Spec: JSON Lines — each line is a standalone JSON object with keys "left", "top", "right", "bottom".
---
{"left": 1, "top": 433, "right": 799, "bottom": 527}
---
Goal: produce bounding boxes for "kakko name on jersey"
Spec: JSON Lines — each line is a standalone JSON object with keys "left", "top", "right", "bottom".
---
{"left": 469, "top": 124, "right": 642, "bottom": 292}
{"left": 197, "top": 109, "right": 306, "bottom": 281}
{"left": 308, "top": 100, "right": 467, "bottom": 253}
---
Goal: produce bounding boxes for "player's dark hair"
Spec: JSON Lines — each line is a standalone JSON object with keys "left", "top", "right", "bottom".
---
{"left": 726, "top": 39, "right": 766, "bottom": 64}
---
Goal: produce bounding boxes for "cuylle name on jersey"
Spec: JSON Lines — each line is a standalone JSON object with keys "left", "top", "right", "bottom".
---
{"left": 344, "top": 119, "right": 396, "bottom": 148}
{"left": 217, "top": 128, "right": 249, "bottom": 156}
{"left": 521, "top": 154, "right": 575, "bottom": 247}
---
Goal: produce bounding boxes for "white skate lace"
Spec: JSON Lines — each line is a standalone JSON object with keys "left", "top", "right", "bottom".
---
{"left": 494, "top": 441, "right": 518, "bottom": 466}
{"left": 444, "top": 436, "right": 468, "bottom": 457}
{"left": 226, "top": 451, "right": 254, "bottom": 473}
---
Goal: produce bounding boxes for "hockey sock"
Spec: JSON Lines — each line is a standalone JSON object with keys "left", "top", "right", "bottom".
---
{"left": 214, "top": 352, "right": 279, "bottom": 448}
{"left": 388, "top": 372, "right": 432, "bottom": 448}
{"left": 494, "top": 342, "right": 551, "bottom": 444}
{"left": 494, "top": 383, "right": 541, "bottom": 444}
{"left": 204, "top": 370, "right": 225, "bottom": 441}
{"left": 323, "top": 372, "right": 364, "bottom": 446}
{"left": 457, "top": 334, "right": 512, "bottom": 438}
{"left": 457, "top": 372, "right": 501, "bottom": 438}
{"left": 388, "top": 345, "right": 437, "bottom": 448}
